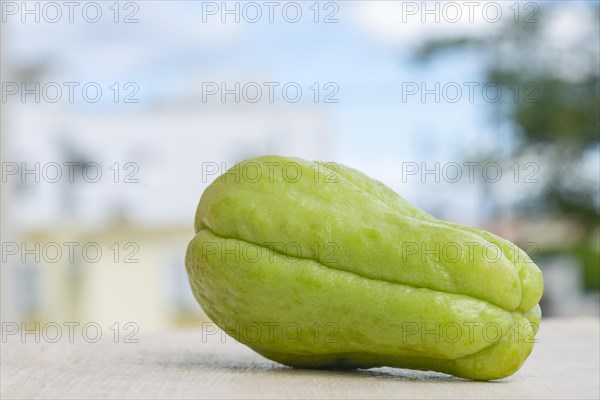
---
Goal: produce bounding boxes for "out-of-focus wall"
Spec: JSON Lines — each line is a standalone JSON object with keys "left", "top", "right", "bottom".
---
{"left": 1, "top": 1, "right": 598, "bottom": 332}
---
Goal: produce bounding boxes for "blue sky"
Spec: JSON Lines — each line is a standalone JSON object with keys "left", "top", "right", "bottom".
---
{"left": 4, "top": 1, "right": 597, "bottom": 225}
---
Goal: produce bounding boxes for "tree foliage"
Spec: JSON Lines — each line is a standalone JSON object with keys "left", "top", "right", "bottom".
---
{"left": 414, "top": 7, "right": 599, "bottom": 232}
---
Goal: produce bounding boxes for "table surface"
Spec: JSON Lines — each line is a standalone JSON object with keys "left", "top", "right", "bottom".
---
{"left": 2, "top": 317, "right": 599, "bottom": 399}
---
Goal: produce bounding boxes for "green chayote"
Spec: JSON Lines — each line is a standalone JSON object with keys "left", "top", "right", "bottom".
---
{"left": 185, "top": 155, "right": 543, "bottom": 380}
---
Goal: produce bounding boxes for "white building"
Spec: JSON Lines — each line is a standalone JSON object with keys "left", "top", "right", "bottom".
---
{"left": 2, "top": 97, "right": 333, "bottom": 330}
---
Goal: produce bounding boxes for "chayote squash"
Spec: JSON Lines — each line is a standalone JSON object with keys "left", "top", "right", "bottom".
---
{"left": 186, "top": 155, "right": 543, "bottom": 380}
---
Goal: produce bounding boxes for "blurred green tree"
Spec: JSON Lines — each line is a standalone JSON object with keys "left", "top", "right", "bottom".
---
{"left": 413, "top": 5, "right": 599, "bottom": 290}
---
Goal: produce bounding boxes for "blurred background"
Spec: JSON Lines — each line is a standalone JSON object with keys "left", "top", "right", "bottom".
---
{"left": 1, "top": 1, "right": 598, "bottom": 332}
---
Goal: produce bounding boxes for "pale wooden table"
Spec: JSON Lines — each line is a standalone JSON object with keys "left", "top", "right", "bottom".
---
{"left": 2, "top": 318, "right": 598, "bottom": 399}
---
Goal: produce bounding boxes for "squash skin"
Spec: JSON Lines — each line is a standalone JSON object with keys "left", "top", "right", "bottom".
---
{"left": 186, "top": 155, "right": 543, "bottom": 380}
